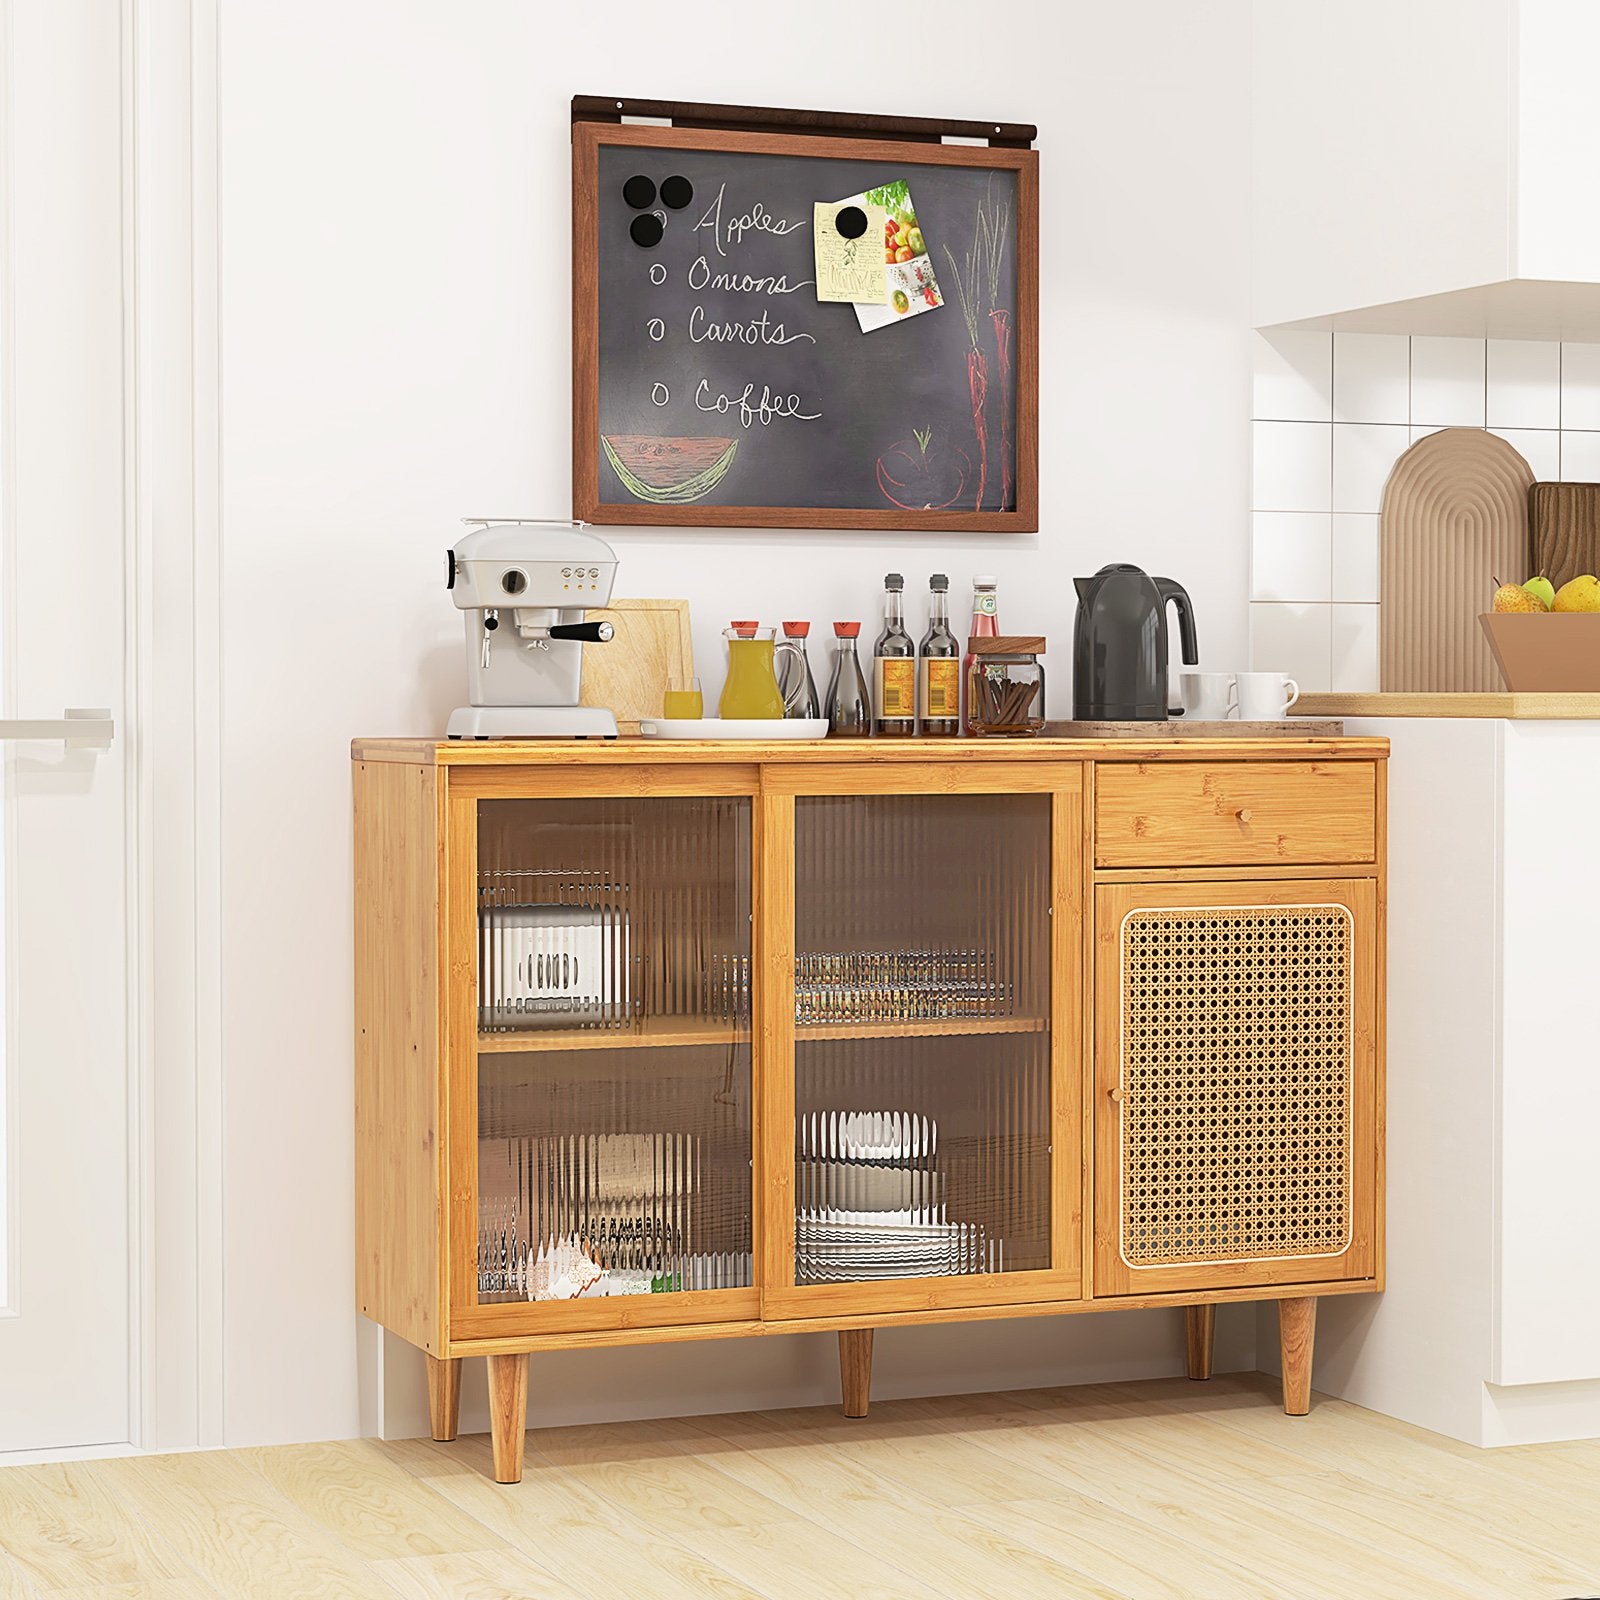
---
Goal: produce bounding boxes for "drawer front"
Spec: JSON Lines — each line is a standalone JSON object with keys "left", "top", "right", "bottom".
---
{"left": 1094, "top": 761, "right": 1377, "bottom": 868}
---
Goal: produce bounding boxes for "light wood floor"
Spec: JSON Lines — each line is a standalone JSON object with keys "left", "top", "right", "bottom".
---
{"left": 2, "top": 1373, "right": 1598, "bottom": 1599}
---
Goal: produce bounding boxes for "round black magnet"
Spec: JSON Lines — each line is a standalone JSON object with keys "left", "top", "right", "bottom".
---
{"left": 835, "top": 204, "right": 868, "bottom": 240}
{"left": 629, "top": 212, "right": 665, "bottom": 248}
{"left": 622, "top": 174, "right": 657, "bottom": 210}
{"left": 659, "top": 174, "right": 694, "bottom": 210}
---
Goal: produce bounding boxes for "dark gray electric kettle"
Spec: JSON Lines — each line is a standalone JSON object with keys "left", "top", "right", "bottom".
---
{"left": 1072, "top": 564, "right": 1199, "bottom": 721}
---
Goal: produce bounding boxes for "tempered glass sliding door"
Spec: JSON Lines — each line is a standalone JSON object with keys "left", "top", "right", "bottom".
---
{"left": 761, "top": 769, "right": 1083, "bottom": 1318}
{"left": 454, "top": 783, "right": 756, "bottom": 1336}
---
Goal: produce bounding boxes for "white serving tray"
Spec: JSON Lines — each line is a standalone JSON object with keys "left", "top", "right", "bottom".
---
{"left": 638, "top": 717, "right": 830, "bottom": 740}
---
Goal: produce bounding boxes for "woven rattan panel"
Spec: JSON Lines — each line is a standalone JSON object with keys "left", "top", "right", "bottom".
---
{"left": 1119, "top": 904, "right": 1353, "bottom": 1267}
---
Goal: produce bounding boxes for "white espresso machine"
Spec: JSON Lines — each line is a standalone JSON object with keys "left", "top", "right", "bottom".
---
{"left": 445, "top": 519, "right": 620, "bottom": 739}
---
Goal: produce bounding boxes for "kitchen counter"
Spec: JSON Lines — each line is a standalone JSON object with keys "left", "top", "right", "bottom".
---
{"left": 1297, "top": 692, "right": 1600, "bottom": 719}
{"left": 1303, "top": 708, "right": 1600, "bottom": 1449}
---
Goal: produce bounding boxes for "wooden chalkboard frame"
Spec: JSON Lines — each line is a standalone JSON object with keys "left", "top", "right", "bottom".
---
{"left": 572, "top": 119, "right": 1039, "bottom": 533}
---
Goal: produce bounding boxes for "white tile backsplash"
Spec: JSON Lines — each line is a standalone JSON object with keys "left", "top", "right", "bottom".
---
{"left": 1560, "top": 430, "right": 1600, "bottom": 482}
{"left": 1251, "top": 330, "right": 1587, "bottom": 691}
{"left": 1487, "top": 340, "right": 1561, "bottom": 429}
{"left": 1330, "top": 604, "right": 1381, "bottom": 692}
{"left": 1561, "top": 343, "right": 1600, "bottom": 430}
{"left": 1410, "top": 336, "right": 1486, "bottom": 427}
{"left": 1332, "top": 333, "right": 1410, "bottom": 424}
{"left": 1249, "top": 602, "right": 1332, "bottom": 693}
{"left": 1251, "top": 512, "right": 1331, "bottom": 602}
{"left": 1253, "top": 421, "right": 1331, "bottom": 512}
{"left": 1331, "top": 513, "right": 1381, "bottom": 604}
{"left": 1332, "top": 423, "right": 1408, "bottom": 513}
{"left": 1253, "top": 330, "right": 1333, "bottom": 422}
{"left": 1490, "top": 428, "right": 1560, "bottom": 481}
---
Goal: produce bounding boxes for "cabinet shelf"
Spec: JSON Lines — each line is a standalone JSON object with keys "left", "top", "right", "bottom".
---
{"left": 796, "top": 1015, "right": 1047, "bottom": 1042}
{"left": 476, "top": 1016, "right": 747, "bottom": 1054}
{"left": 477, "top": 1014, "right": 1048, "bottom": 1051}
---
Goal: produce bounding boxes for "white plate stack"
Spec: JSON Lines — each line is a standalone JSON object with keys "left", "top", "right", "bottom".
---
{"left": 795, "top": 1111, "right": 998, "bottom": 1282}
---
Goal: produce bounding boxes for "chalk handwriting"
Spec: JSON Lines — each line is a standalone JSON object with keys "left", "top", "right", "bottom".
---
{"left": 694, "top": 378, "right": 820, "bottom": 428}
{"left": 688, "top": 305, "right": 814, "bottom": 347}
{"left": 687, "top": 255, "right": 813, "bottom": 296}
{"left": 691, "top": 183, "right": 807, "bottom": 258}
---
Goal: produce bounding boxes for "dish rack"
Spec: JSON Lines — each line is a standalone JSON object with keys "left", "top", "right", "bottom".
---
{"left": 706, "top": 950, "right": 1010, "bottom": 1026}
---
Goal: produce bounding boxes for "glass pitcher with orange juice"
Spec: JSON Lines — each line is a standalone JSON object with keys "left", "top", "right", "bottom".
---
{"left": 719, "top": 623, "right": 788, "bottom": 719}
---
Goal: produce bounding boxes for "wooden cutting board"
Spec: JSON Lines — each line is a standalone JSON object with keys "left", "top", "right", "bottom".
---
{"left": 578, "top": 598, "right": 692, "bottom": 734}
{"left": 1380, "top": 428, "right": 1534, "bottom": 692}
{"left": 1529, "top": 481, "right": 1600, "bottom": 590}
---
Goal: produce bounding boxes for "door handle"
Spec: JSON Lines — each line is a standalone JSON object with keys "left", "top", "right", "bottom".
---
{"left": 0, "top": 707, "right": 114, "bottom": 751}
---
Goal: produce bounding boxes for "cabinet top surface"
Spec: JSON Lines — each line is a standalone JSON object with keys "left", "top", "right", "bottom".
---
{"left": 351, "top": 733, "right": 1388, "bottom": 766}
{"left": 1298, "top": 692, "right": 1600, "bottom": 720}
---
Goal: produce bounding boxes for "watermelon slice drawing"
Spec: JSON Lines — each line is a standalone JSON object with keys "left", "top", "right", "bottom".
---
{"left": 601, "top": 435, "right": 738, "bottom": 505}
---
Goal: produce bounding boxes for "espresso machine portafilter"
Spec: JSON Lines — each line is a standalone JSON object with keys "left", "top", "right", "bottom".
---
{"left": 445, "top": 519, "right": 620, "bottom": 739}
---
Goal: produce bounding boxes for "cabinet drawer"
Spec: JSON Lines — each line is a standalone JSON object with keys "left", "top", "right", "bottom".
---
{"left": 1094, "top": 761, "right": 1377, "bottom": 867}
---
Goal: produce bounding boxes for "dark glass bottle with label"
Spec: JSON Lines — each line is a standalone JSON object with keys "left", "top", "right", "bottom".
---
{"left": 826, "top": 622, "right": 871, "bottom": 737}
{"left": 873, "top": 572, "right": 917, "bottom": 737}
{"left": 919, "top": 573, "right": 960, "bottom": 735}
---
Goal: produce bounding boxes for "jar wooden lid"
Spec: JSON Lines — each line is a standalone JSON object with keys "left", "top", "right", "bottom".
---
{"left": 968, "top": 634, "right": 1045, "bottom": 654}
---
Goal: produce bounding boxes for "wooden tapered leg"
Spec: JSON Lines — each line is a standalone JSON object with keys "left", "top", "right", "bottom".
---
{"left": 486, "top": 1353, "right": 529, "bottom": 1482}
{"left": 1184, "top": 1305, "right": 1215, "bottom": 1381}
{"left": 426, "top": 1354, "right": 462, "bottom": 1441}
{"left": 839, "top": 1330, "right": 874, "bottom": 1419}
{"left": 1278, "top": 1297, "right": 1317, "bottom": 1416}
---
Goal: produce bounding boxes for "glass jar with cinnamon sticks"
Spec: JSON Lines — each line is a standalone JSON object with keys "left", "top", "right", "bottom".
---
{"left": 966, "top": 636, "right": 1046, "bottom": 736}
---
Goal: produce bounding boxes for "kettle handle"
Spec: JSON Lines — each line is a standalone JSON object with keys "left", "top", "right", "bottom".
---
{"left": 1155, "top": 578, "right": 1199, "bottom": 666}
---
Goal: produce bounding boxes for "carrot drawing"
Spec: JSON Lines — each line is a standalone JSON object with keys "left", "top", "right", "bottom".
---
{"left": 942, "top": 240, "right": 990, "bottom": 511}
{"left": 978, "top": 188, "right": 1013, "bottom": 511}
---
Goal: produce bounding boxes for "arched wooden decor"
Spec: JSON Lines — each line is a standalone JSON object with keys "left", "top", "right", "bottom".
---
{"left": 1380, "top": 428, "right": 1534, "bottom": 692}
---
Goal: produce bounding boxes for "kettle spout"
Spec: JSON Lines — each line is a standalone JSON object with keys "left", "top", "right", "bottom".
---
{"left": 1074, "top": 576, "right": 1091, "bottom": 602}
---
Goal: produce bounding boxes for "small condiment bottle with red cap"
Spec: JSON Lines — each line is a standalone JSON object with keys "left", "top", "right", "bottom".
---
{"left": 824, "top": 622, "right": 871, "bottom": 737}
{"left": 774, "top": 621, "right": 821, "bottom": 719}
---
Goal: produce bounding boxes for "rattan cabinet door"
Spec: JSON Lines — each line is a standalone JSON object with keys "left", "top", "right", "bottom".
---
{"left": 1092, "top": 878, "right": 1379, "bottom": 1298}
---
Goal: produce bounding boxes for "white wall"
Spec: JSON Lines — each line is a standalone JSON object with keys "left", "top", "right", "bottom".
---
{"left": 215, "top": 0, "right": 1252, "bottom": 1445}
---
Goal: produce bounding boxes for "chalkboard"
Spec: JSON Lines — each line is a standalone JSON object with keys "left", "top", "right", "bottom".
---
{"left": 573, "top": 123, "right": 1038, "bottom": 533}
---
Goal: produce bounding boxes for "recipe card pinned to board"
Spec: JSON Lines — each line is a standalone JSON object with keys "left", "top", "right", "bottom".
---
{"left": 813, "top": 197, "right": 888, "bottom": 305}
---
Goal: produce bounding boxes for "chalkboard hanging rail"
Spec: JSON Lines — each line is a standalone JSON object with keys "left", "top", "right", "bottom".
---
{"left": 573, "top": 112, "right": 1039, "bottom": 532}
{"left": 572, "top": 95, "right": 1036, "bottom": 150}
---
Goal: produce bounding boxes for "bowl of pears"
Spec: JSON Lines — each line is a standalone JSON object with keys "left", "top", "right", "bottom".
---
{"left": 1480, "top": 572, "right": 1600, "bottom": 691}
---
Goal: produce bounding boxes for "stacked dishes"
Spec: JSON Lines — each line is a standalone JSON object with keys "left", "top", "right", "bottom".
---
{"left": 795, "top": 1110, "right": 999, "bottom": 1282}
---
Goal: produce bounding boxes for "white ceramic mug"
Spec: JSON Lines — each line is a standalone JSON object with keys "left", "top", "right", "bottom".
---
{"left": 1235, "top": 671, "right": 1300, "bottom": 720}
{"left": 1177, "top": 671, "right": 1238, "bottom": 721}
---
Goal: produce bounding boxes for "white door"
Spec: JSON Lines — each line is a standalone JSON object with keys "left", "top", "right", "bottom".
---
{"left": 0, "top": 0, "right": 132, "bottom": 1450}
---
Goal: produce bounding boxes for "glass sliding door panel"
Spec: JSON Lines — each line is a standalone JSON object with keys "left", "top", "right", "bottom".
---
{"left": 793, "top": 793, "right": 1051, "bottom": 1282}
{"left": 795, "top": 1034, "right": 1050, "bottom": 1280}
{"left": 475, "top": 795, "right": 750, "bottom": 1303}
{"left": 478, "top": 1045, "right": 752, "bottom": 1301}
{"left": 477, "top": 796, "right": 750, "bottom": 1034}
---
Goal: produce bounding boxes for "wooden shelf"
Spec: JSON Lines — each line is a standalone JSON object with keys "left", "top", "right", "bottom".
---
{"left": 795, "top": 1015, "right": 1048, "bottom": 1042}
{"left": 477, "top": 1017, "right": 747, "bottom": 1054}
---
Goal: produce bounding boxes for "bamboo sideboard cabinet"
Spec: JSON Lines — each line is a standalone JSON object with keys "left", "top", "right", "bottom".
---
{"left": 353, "top": 734, "right": 1387, "bottom": 1481}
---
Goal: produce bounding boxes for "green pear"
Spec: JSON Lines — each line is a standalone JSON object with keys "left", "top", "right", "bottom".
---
{"left": 1523, "top": 575, "right": 1556, "bottom": 609}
